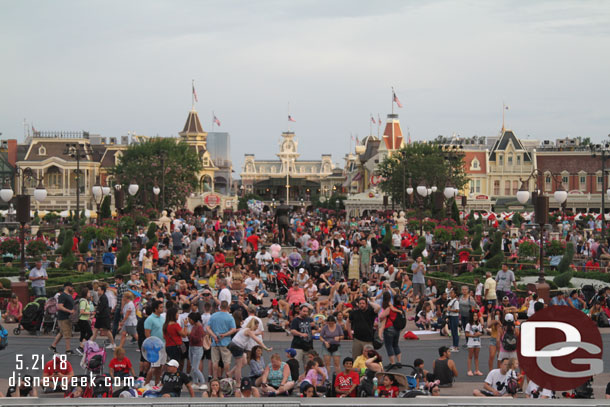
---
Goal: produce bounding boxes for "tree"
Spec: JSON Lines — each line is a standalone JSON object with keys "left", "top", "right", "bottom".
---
{"left": 377, "top": 143, "right": 468, "bottom": 209}
{"left": 110, "top": 138, "right": 203, "bottom": 209}
{"left": 451, "top": 199, "right": 460, "bottom": 224}
{"left": 117, "top": 236, "right": 132, "bottom": 275}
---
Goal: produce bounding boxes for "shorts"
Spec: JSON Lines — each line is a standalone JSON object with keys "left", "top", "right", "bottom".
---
{"left": 321, "top": 344, "right": 339, "bottom": 356}
{"left": 498, "top": 350, "right": 517, "bottom": 360}
{"left": 59, "top": 319, "right": 72, "bottom": 338}
{"left": 203, "top": 348, "right": 212, "bottom": 360}
{"left": 121, "top": 325, "right": 137, "bottom": 337}
{"left": 211, "top": 346, "right": 232, "bottom": 367}
{"left": 144, "top": 268, "right": 154, "bottom": 275}
{"left": 228, "top": 342, "right": 245, "bottom": 357}
{"left": 182, "top": 342, "right": 189, "bottom": 359}
{"left": 150, "top": 349, "right": 168, "bottom": 368}
{"left": 490, "top": 337, "right": 497, "bottom": 347}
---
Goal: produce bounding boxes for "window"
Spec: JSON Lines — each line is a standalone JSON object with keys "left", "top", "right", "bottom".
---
{"left": 516, "top": 155, "right": 521, "bottom": 165}
{"left": 512, "top": 180, "right": 519, "bottom": 195}
{"left": 494, "top": 180, "right": 500, "bottom": 196}
{"left": 504, "top": 180, "right": 511, "bottom": 196}
{"left": 545, "top": 175, "right": 552, "bottom": 192}
{"left": 38, "top": 146, "right": 46, "bottom": 156}
{"left": 508, "top": 155, "right": 513, "bottom": 166}
{"left": 474, "top": 179, "right": 481, "bottom": 193}
{"left": 498, "top": 155, "right": 504, "bottom": 166}
{"left": 562, "top": 175, "right": 569, "bottom": 188}
{"left": 470, "top": 158, "right": 480, "bottom": 171}
{"left": 579, "top": 174, "right": 586, "bottom": 191}
{"left": 597, "top": 175, "right": 603, "bottom": 191}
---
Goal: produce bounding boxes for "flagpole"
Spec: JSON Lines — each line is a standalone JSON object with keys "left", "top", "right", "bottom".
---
{"left": 369, "top": 115, "right": 372, "bottom": 137}
{"left": 287, "top": 101, "right": 290, "bottom": 132}
{"left": 212, "top": 111, "right": 214, "bottom": 131}
{"left": 502, "top": 102, "right": 505, "bottom": 131}
{"left": 391, "top": 87, "right": 394, "bottom": 115}
{"left": 377, "top": 114, "right": 381, "bottom": 138}
{"left": 192, "top": 80, "right": 195, "bottom": 110}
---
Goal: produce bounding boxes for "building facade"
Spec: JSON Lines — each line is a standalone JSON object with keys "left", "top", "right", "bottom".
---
{"left": 240, "top": 131, "right": 336, "bottom": 203}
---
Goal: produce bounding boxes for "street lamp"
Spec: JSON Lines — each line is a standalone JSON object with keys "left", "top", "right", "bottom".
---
{"left": 515, "top": 170, "right": 567, "bottom": 302}
{"left": 92, "top": 179, "right": 110, "bottom": 273}
{"left": 114, "top": 183, "right": 124, "bottom": 250}
{"left": 65, "top": 143, "right": 89, "bottom": 231}
{"left": 153, "top": 183, "right": 161, "bottom": 209}
{"left": 407, "top": 182, "right": 430, "bottom": 235}
{"left": 0, "top": 167, "right": 47, "bottom": 305}
{"left": 126, "top": 180, "right": 139, "bottom": 253}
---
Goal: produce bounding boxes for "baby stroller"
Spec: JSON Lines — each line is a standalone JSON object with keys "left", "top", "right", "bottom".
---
{"left": 81, "top": 340, "right": 107, "bottom": 375}
{"left": 41, "top": 296, "right": 59, "bottom": 335}
{"left": 357, "top": 366, "right": 410, "bottom": 398}
{"left": 13, "top": 297, "right": 47, "bottom": 335}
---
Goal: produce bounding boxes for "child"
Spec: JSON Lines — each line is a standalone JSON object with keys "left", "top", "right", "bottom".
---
{"left": 465, "top": 311, "right": 483, "bottom": 376}
{"left": 412, "top": 358, "right": 429, "bottom": 389}
{"left": 416, "top": 302, "right": 432, "bottom": 330}
{"left": 108, "top": 347, "right": 136, "bottom": 379}
{"left": 299, "top": 360, "right": 319, "bottom": 393}
{"left": 378, "top": 374, "right": 399, "bottom": 398}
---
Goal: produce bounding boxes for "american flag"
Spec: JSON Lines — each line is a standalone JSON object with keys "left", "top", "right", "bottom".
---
{"left": 213, "top": 115, "right": 221, "bottom": 126}
{"left": 378, "top": 114, "right": 382, "bottom": 124}
{"left": 393, "top": 91, "right": 403, "bottom": 108}
{"left": 288, "top": 115, "right": 296, "bottom": 122}
{"left": 370, "top": 115, "right": 376, "bottom": 124}
{"left": 192, "top": 82, "right": 198, "bottom": 103}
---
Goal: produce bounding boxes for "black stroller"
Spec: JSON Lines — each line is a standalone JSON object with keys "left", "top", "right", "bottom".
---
{"left": 13, "top": 297, "right": 47, "bottom": 335}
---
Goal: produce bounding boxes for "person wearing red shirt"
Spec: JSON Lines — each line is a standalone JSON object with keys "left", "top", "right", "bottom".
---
{"left": 163, "top": 308, "right": 187, "bottom": 366}
{"left": 378, "top": 374, "right": 399, "bottom": 398}
{"left": 149, "top": 244, "right": 159, "bottom": 263}
{"left": 586, "top": 259, "right": 600, "bottom": 270}
{"left": 334, "top": 357, "right": 359, "bottom": 397}
{"left": 246, "top": 233, "right": 260, "bottom": 251}
{"left": 72, "top": 235, "right": 79, "bottom": 252}
{"left": 109, "top": 347, "right": 135, "bottom": 379}
{"left": 43, "top": 355, "right": 74, "bottom": 391}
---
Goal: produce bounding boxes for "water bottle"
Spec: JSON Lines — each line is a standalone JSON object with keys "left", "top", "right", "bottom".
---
{"left": 373, "top": 377, "right": 379, "bottom": 397}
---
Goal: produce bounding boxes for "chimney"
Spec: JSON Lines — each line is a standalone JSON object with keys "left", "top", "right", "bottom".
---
{"left": 7, "top": 139, "right": 17, "bottom": 167}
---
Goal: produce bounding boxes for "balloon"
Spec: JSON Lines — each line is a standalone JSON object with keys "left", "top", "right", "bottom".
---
{"left": 141, "top": 336, "right": 165, "bottom": 363}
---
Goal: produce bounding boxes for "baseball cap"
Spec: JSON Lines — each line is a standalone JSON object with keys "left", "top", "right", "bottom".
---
{"left": 299, "top": 268, "right": 305, "bottom": 274}
{"left": 240, "top": 377, "right": 253, "bottom": 391}
{"left": 146, "top": 291, "right": 152, "bottom": 295}
{"left": 504, "top": 313, "right": 514, "bottom": 322}
{"left": 166, "top": 359, "right": 179, "bottom": 368}
{"left": 272, "top": 299, "right": 278, "bottom": 306}
{"left": 285, "top": 348, "right": 297, "bottom": 357}
{"left": 502, "top": 296, "right": 509, "bottom": 301}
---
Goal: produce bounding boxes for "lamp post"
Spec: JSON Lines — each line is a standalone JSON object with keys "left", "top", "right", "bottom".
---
{"left": 159, "top": 152, "right": 167, "bottom": 211}
{"left": 114, "top": 184, "right": 124, "bottom": 250}
{"left": 516, "top": 170, "right": 567, "bottom": 302}
{"left": 0, "top": 167, "right": 47, "bottom": 305}
{"left": 92, "top": 178, "right": 110, "bottom": 273}
{"left": 153, "top": 183, "right": 161, "bottom": 210}
{"left": 407, "top": 181, "right": 430, "bottom": 235}
{"left": 65, "top": 143, "right": 88, "bottom": 231}
{"left": 127, "top": 179, "right": 139, "bottom": 253}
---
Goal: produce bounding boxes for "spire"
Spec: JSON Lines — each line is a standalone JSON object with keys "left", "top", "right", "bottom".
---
{"left": 180, "top": 109, "right": 205, "bottom": 136}
{"left": 382, "top": 113, "right": 404, "bottom": 151}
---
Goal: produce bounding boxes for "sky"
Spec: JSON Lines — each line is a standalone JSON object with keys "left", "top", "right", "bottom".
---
{"left": 1, "top": 0, "right": 610, "bottom": 174}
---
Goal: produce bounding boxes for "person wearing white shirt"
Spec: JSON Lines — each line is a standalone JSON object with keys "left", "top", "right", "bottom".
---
{"left": 138, "top": 247, "right": 147, "bottom": 264}
{"left": 244, "top": 273, "right": 260, "bottom": 294}
{"left": 525, "top": 380, "right": 553, "bottom": 398}
{"left": 255, "top": 248, "right": 272, "bottom": 266}
{"left": 216, "top": 278, "right": 232, "bottom": 309}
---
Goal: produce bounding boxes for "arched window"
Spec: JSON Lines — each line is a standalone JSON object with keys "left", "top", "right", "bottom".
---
{"left": 38, "top": 146, "right": 46, "bottom": 156}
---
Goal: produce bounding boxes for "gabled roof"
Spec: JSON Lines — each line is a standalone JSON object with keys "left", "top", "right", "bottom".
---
{"left": 382, "top": 114, "right": 404, "bottom": 150}
{"left": 181, "top": 110, "right": 205, "bottom": 135}
{"left": 359, "top": 139, "right": 380, "bottom": 163}
{"left": 489, "top": 129, "right": 532, "bottom": 162}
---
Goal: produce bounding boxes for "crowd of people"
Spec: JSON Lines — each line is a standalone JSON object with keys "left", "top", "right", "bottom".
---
{"left": 1, "top": 206, "right": 610, "bottom": 399}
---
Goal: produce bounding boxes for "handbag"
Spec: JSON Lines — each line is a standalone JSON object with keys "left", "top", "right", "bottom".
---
{"left": 202, "top": 335, "right": 211, "bottom": 350}
{"left": 179, "top": 343, "right": 187, "bottom": 354}
{"left": 373, "top": 332, "right": 384, "bottom": 350}
{"left": 327, "top": 343, "right": 340, "bottom": 353}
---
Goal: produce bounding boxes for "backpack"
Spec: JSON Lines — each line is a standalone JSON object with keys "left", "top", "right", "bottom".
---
{"left": 0, "top": 324, "right": 8, "bottom": 350}
{"left": 393, "top": 310, "right": 406, "bottom": 331}
{"left": 502, "top": 326, "right": 518, "bottom": 351}
{"left": 506, "top": 373, "right": 519, "bottom": 395}
{"left": 597, "top": 311, "right": 610, "bottom": 327}
{"left": 69, "top": 298, "right": 84, "bottom": 325}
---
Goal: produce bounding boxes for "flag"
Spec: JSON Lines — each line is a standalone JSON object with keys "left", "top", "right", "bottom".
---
{"left": 192, "top": 82, "right": 198, "bottom": 103}
{"left": 393, "top": 91, "right": 403, "bottom": 108}
{"left": 356, "top": 136, "right": 359, "bottom": 145}
{"left": 213, "top": 115, "right": 221, "bottom": 126}
{"left": 288, "top": 115, "right": 296, "bottom": 122}
{"left": 371, "top": 115, "right": 376, "bottom": 124}
{"left": 378, "top": 114, "right": 382, "bottom": 124}
{"left": 31, "top": 125, "right": 37, "bottom": 133}
{"left": 350, "top": 134, "right": 355, "bottom": 141}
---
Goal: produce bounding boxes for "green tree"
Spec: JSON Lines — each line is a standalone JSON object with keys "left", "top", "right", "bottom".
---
{"left": 451, "top": 199, "right": 460, "bottom": 223}
{"left": 116, "top": 236, "right": 132, "bottom": 275}
{"left": 558, "top": 242, "right": 575, "bottom": 273}
{"left": 377, "top": 143, "right": 468, "bottom": 209}
{"left": 100, "top": 195, "right": 111, "bottom": 219}
{"left": 110, "top": 138, "right": 203, "bottom": 209}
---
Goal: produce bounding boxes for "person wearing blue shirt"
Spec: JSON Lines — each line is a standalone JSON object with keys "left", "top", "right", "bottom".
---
{"left": 144, "top": 300, "right": 166, "bottom": 386}
{"left": 102, "top": 249, "right": 115, "bottom": 273}
{"left": 568, "top": 290, "right": 586, "bottom": 310}
{"left": 206, "top": 300, "right": 236, "bottom": 379}
{"left": 550, "top": 292, "right": 568, "bottom": 307}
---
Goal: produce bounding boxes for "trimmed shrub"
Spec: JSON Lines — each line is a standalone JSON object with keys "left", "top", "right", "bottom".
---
{"left": 0, "top": 239, "right": 20, "bottom": 255}
{"left": 26, "top": 240, "right": 48, "bottom": 257}
{"left": 0, "top": 277, "right": 11, "bottom": 289}
{"left": 411, "top": 236, "right": 426, "bottom": 260}
{"left": 557, "top": 243, "right": 575, "bottom": 273}
{"left": 554, "top": 271, "right": 573, "bottom": 288}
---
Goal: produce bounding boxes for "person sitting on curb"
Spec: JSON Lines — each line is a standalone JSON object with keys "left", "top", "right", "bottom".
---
{"left": 473, "top": 358, "right": 513, "bottom": 397}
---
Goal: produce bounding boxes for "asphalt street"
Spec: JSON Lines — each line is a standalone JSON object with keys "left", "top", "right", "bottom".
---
{"left": 2, "top": 332, "right": 610, "bottom": 385}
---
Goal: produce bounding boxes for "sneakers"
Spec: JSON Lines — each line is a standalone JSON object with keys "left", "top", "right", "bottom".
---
{"left": 48, "top": 345, "right": 57, "bottom": 353}
{"left": 66, "top": 350, "right": 75, "bottom": 356}
{"left": 74, "top": 347, "right": 84, "bottom": 356}
{"left": 450, "top": 346, "right": 460, "bottom": 352}
{"left": 105, "top": 343, "right": 116, "bottom": 350}
{"left": 199, "top": 384, "right": 208, "bottom": 391}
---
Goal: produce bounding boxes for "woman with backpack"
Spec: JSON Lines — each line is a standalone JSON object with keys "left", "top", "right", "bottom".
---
{"left": 446, "top": 288, "right": 461, "bottom": 352}
{"left": 378, "top": 291, "right": 404, "bottom": 365}
{"left": 496, "top": 313, "right": 519, "bottom": 367}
